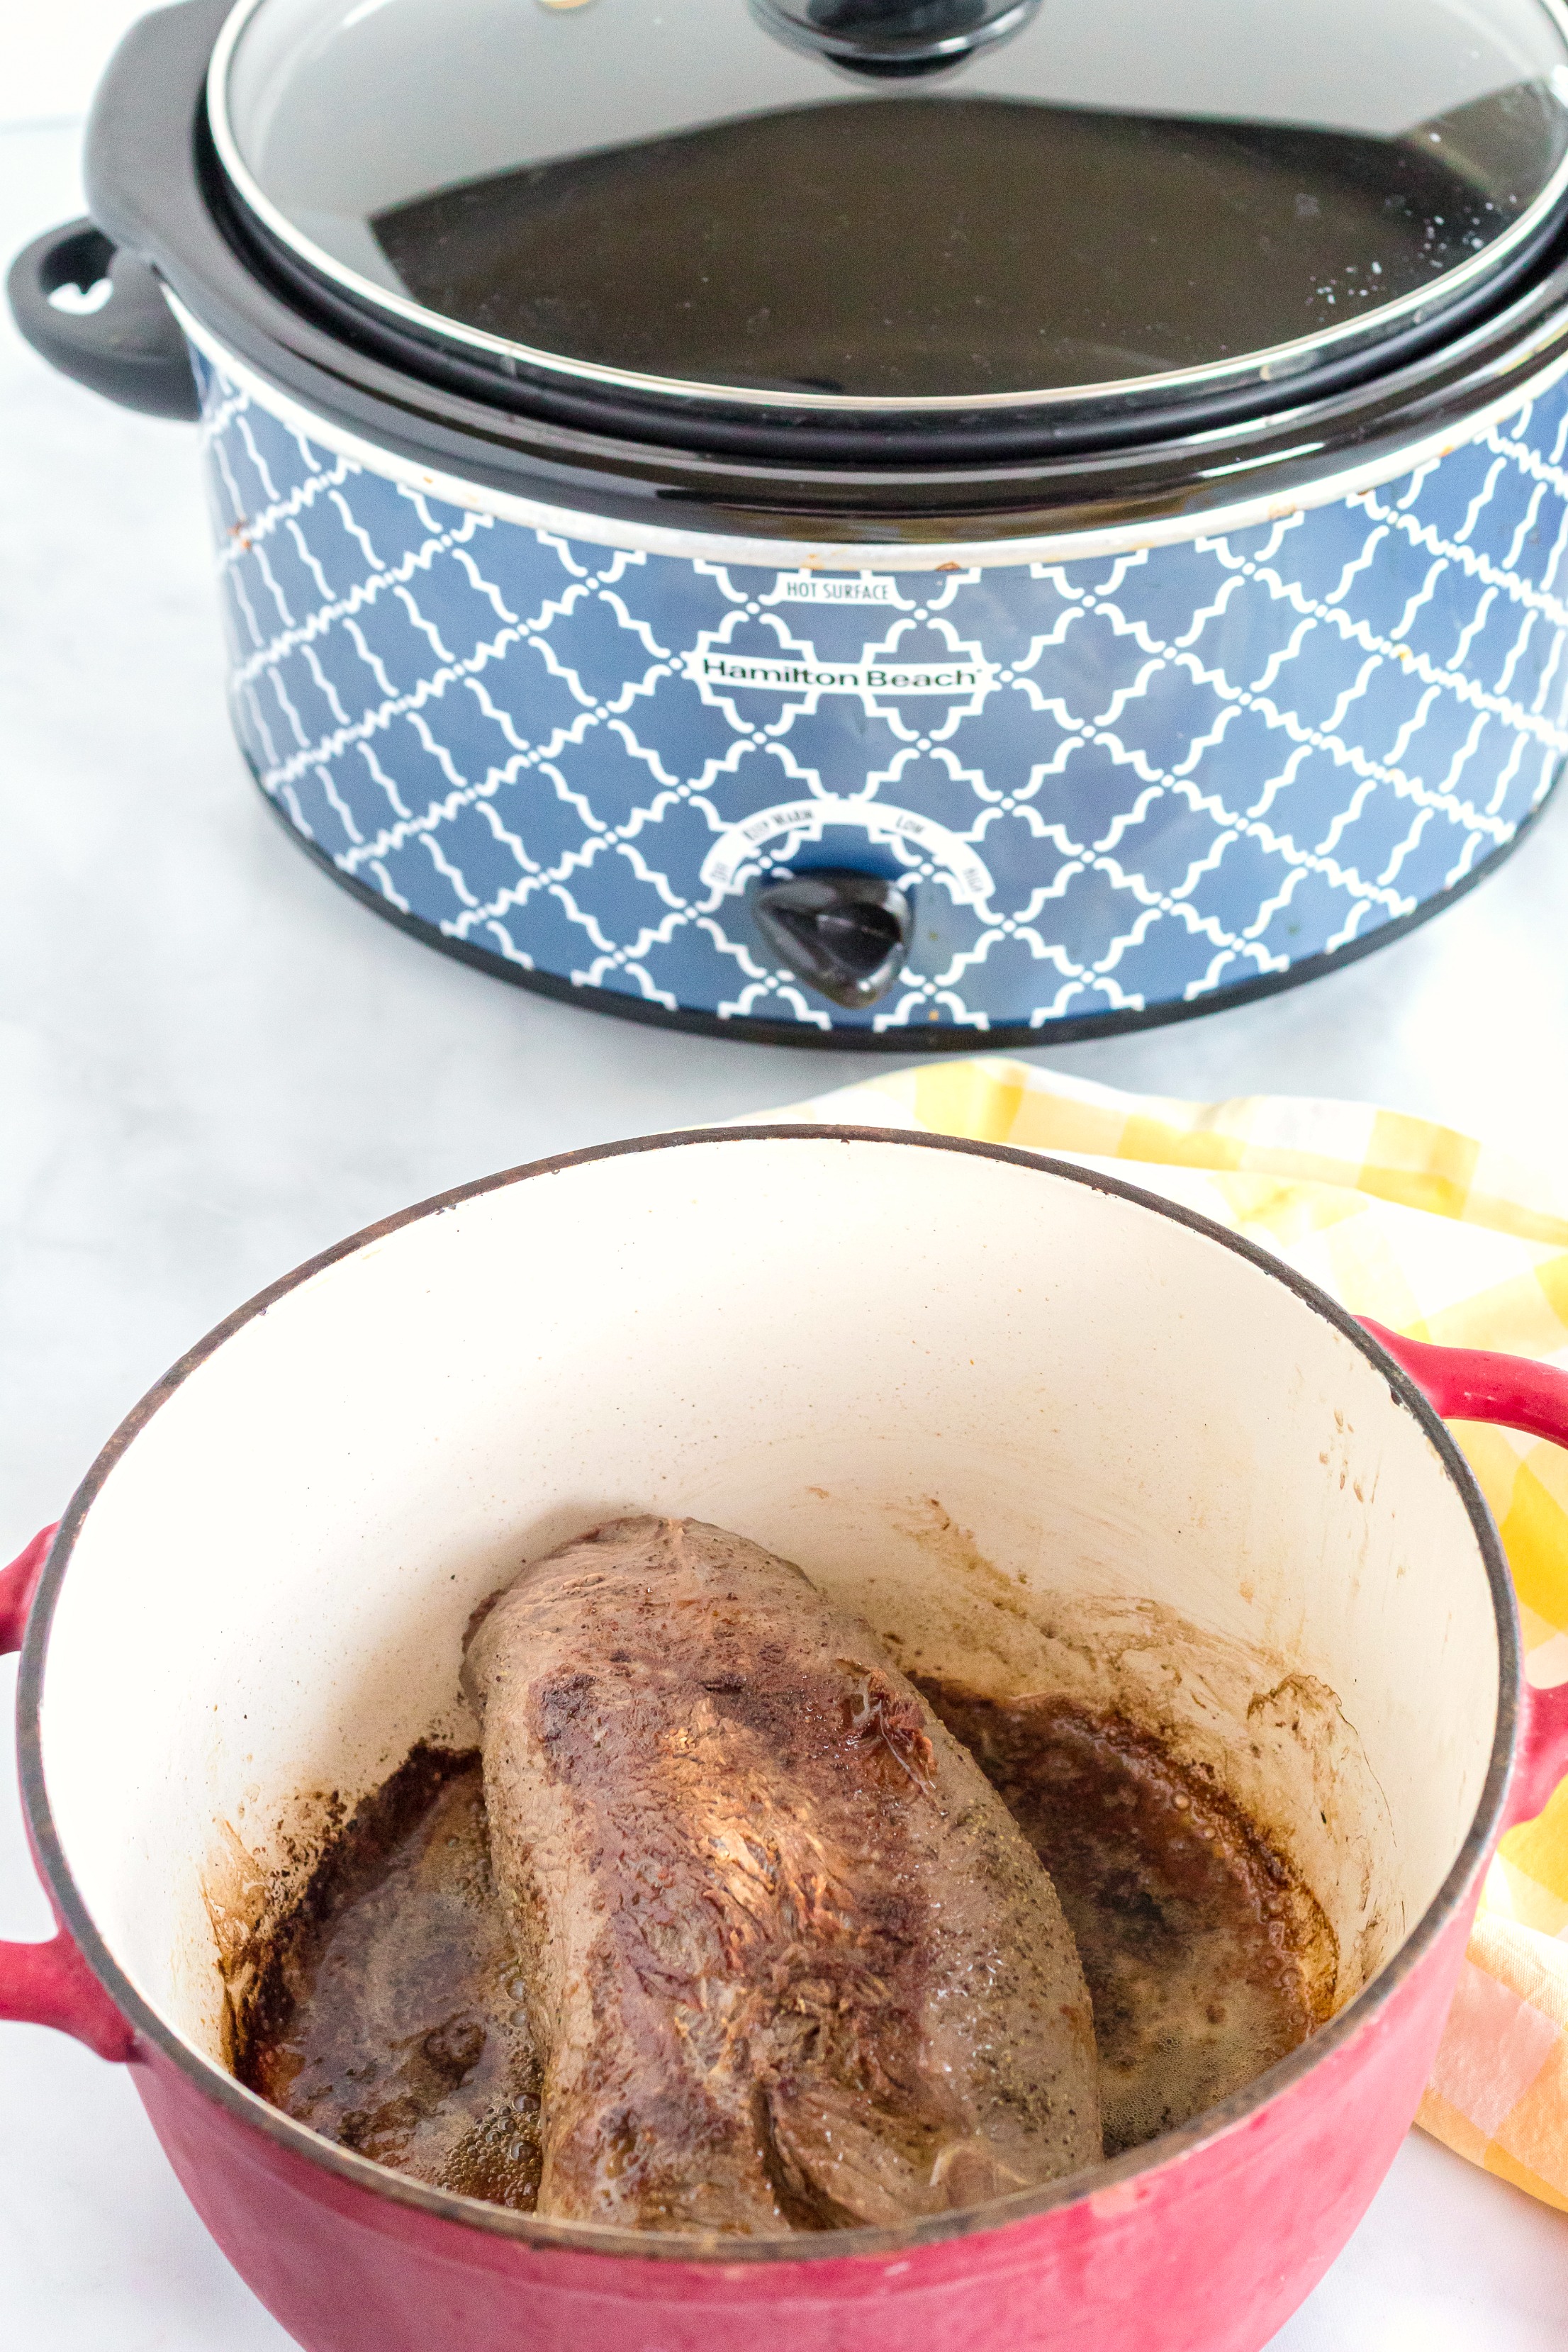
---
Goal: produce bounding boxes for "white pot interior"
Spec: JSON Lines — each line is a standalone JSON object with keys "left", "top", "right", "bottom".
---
{"left": 37, "top": 1135, "right": 1501, "bottom": 2083}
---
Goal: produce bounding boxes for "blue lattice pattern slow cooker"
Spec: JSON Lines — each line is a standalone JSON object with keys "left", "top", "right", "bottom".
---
{"left": 14, "top": 0, "right": 1568, "bottom": 1044}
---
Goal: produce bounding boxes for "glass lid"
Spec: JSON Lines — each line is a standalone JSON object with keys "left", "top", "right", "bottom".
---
{"left": 208, "top": 0, "right": 1568, "bottom": 416}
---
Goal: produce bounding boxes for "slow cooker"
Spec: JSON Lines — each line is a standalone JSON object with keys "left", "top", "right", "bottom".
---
{"left": 12, "top": 0, "right": 1568, "bottom": 1045}
{"left": 4, "top": 1129, "right": 1568, "bottom": 2351}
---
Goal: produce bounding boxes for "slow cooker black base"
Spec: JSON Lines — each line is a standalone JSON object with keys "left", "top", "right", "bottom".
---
{"left": 252, "top": 761, "right": 1562, "bottom": 1053}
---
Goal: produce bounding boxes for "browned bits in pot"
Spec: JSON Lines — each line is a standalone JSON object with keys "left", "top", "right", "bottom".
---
{"left": 235, "top": 1748, "right": 544, "bottom": 2209}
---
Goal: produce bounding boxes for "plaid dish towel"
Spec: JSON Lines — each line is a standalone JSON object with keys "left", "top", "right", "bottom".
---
{"left": 761, "top": 1053, "right": 1568, "bottom": 2214}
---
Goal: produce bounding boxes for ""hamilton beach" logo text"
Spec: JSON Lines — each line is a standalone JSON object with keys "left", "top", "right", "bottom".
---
{"left": 688, "top": 650, "right": 992, "bottom": 696}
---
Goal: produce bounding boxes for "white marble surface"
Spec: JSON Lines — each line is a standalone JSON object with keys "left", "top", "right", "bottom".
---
{"left": 5, "top": 1, "right": 150, "bottom": 128}
{"left": 6, "top": 112, "right": 1568, "bottom": 2351}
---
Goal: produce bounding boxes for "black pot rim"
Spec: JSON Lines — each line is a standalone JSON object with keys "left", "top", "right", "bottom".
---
{"left": 80, "top": 0, "right": 1568, "bottom": 537}
{"left": 16, "top": 1124, "right": 1521, "bottom": 2266}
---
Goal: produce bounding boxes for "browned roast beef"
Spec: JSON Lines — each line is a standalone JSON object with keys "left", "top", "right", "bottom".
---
{"left": 461, "top": 1515, "right": 1101, "bottom": 2235}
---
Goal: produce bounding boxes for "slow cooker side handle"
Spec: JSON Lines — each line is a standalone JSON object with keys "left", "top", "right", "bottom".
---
{"left": 0, "top": 1528, "right": 136, "bottom": 2061}
{"left": 1360, "top": 1318, "right": 1568, "bottom": 1829}
{"left": 6, "top": 219, "right": 201, "bottom": 422}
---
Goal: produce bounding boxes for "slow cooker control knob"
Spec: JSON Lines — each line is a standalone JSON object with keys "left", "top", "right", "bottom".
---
{"left": 752, "top": 870, "right": 913, "bottom": 1009}
{"left": 750, "top": 0, "right": 1039, "bottom": 77}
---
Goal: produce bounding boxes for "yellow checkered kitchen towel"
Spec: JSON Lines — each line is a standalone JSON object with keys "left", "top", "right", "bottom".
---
{"left": 761, "top": 1054, "right": 1568, "bottom": 2214}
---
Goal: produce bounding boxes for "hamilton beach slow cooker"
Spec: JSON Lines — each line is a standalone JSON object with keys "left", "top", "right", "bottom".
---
{"left": 13, "top": 0, "right": 1568, "bottom": 1044}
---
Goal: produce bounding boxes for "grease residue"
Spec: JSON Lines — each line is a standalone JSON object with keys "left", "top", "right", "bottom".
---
{"left": 235, "top": 1747, "right": 544, "bottom": 2207}
{"left": 916, "top": 1684, "right": 1335, "bottom": 2154}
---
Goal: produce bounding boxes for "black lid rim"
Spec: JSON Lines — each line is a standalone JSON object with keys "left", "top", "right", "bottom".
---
{"left": 206, "top": 0, "right": 1568, "bottom": 427}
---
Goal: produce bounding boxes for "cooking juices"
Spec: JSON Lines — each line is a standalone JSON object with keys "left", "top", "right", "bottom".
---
{"left": 238, "top": 1752, "right": 544, "bottom": 2206}
{"left": 915, "top": 1687, "right": 1337, "bottom": 2157}
{"left": 235, "top": 1693, "right": 1333, "bottom": 2204}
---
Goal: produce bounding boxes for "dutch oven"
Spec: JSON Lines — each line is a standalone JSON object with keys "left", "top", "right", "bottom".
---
{"left": 4, "top": 1128, "right": 1568, "bottom": 2349}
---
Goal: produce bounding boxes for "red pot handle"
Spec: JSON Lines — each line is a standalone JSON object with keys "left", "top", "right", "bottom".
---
{"left": 0, "top": 1527, "right": 134, "bottom": 2061}
{"left": 1361, "top": 1321, "right": 1568, "bottom": 1830}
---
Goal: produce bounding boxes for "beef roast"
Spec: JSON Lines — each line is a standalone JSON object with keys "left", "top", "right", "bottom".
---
{"left": 461, "top": 1515, "right": 1101, "bottom": 2234}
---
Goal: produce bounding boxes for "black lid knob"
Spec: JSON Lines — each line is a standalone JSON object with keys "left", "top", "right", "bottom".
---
{"left": 752, "top": 870, "right": 913, "bottom": 1009}
{"left": 751, "top": 0, "right": 1038, "bottom": 75}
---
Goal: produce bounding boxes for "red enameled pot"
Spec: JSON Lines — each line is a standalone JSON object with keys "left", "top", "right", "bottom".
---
{"left": 5, "top": 1129, "right": 1568, "bottom": 2352}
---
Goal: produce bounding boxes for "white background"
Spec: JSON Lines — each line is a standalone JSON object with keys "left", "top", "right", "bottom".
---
{"left": 4, "top": 1, "right": 150, "bottom": 125}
